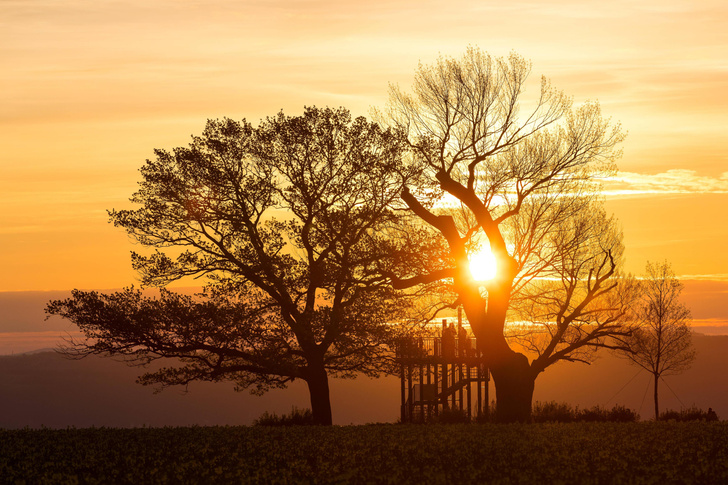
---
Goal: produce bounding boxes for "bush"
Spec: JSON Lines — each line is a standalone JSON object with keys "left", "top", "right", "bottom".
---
{"left": 578, "top": 405, "right": 608, "bottom": 422}
{"left": 531, "top": 402, "right": 639, "bottom": 423}
{"left": 253, "top": 407, "right": 315, "bottom": 426}
{"left": 532, "top": 401, "right": 575, "bottom": 423}
{"left": 474, "top": 411, "right": 492, "bottom": 424}
{"left": 473, "top": 400, "right": 496, "bottom": 423}
{"left": 432, "top": 407, "right": 471, "bottom": 424}
{"left": 660, "top": 407, "right": 719, "bottom": 422}
{"left": 404, "top": 401, "right": 640, "bottom": 424}
{"left": 608, "top": 405, "right": 640, "bottom": 422}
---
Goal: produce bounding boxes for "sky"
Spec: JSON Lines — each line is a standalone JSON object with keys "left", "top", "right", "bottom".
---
{"left": 1, "top": 0, "right": 727, "bottom": 330}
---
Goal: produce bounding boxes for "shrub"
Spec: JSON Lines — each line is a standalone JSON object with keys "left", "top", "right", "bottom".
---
{"left": 660, "top": 407, "right": 719, "bottom": 422}
{"left": 405, "top": 401, "right": 640, "bottom": 423}
{"left": 659, "top": 410, "right": 681, "bottom": 421}
{"left": 531, "top": 402, "right": 639, "bottom": 423}
{"left": 474, "top": 411, "right": 491, "bottom": 424}
{"left": 473, "top": 400, "right": 496, "bottom": 423}
{"left": 432, "top": 407, "right": 471, "bottom": 424}
{"left": 532, "top": 401, "right": 575, "bottom": 423}
{"left": 608, "top": 405, "right": 640, "bottom": 422}
{"left": 578, "top": 406, "right": 608, "bottom": 422}
{"left": 253, "top": 407, "right": 315, "bottom": 426}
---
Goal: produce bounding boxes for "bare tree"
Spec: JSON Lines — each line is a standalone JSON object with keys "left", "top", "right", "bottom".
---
{"left": 46, "top": 107, "right": 419, "bottom": 425}
{"left": 619, "top": 261, "right": 696, "bottom": 420}
{"left": 381, "top": 48, "right": 631, "bottom": 421}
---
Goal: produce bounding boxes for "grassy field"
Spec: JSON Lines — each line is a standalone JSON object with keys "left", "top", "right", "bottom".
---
{"left": 2, "top": 422, "right": 727, "bottom": 484}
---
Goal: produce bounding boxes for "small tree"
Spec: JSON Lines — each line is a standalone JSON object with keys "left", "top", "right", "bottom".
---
{"left": 620, "top": 261, "right": 696, "bottom": 420}
{"left": 46, "top": 107, "right": 418, "bottom": 425}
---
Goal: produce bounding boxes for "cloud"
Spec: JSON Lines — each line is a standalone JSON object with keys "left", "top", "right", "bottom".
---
{"left": 681, "top": 274, "right": 728, "bottom": 282}
{"left": 604, "top": 170, "right": 728, "bottom": 195}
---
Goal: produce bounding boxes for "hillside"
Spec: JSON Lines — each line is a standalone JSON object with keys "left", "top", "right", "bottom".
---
{"left": 1, "top": 335, "right": 726, "bottom": 427}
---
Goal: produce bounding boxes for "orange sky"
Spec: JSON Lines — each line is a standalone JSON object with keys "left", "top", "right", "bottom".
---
{"left": 1, "top": 0, "right": 727, "bottom": 299}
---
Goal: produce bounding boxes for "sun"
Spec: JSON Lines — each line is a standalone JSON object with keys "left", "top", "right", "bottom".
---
{"left": 469, "top": 246, "right": 497, "bottom": 281}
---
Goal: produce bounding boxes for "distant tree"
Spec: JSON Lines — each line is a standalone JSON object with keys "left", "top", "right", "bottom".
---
{"left": 46, "top": 107, "right": 419, "bottom": 425}
{"left": 380, "top": 47, "right": 633, "bottom": 421}
{"left": 619, "top": 261, "right": 696, "bottom": 420}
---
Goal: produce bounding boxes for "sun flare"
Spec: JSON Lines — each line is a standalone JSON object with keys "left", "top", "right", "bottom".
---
{"left": 469, "top": 247, "right": 497, "bottom": 281}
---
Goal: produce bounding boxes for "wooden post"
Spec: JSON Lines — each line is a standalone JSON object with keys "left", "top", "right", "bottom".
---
{"left": 484, "top": 367, "right": 490, "bottom": 420}
{"left": 441, "top": 319, "right": 447, "bottom": 412}
{"left": 466, "top": 363, "right": 472, "bottom": 419}
{"left": 458, "top": 364, "right": 464, "bottom": 413}
{"left": 419, "top": 360, "right": 424, "bottom": 421}
{"left": 407, "top": 363, "right": 413, "bottom": 421}
{"left": 400, "top": 362, "right": 406, "bottom": 423}
{"left": 477, "top": 365, "right": 482, "bottom": 420}
{"left": 445, "top": 361, "right": 449, "bottom": 410}
{"left": 434, "top": 353, "right": 439, "bottom": 416}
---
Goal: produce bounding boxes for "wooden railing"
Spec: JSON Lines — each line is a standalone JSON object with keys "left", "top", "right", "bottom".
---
{"left": 395, "top": 336, "right": 481, "bottom": 359}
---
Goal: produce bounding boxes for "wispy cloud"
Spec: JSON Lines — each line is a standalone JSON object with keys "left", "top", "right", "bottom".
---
{"left": 681, "top": 274, "right": 728, "bottom": 282}
{"left": 604, "top": 170, "right": 728, "bottom": 195}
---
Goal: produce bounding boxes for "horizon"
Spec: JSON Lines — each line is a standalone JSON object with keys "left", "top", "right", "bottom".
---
{"left": 3, "top": 275, "right": 726, "bottom": 355}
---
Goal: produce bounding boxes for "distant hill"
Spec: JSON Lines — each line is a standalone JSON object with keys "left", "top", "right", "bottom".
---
{"left": 3, "top": 280, "right": 726, "bottom": 333}
{"left": 534, "top": 334, "right": 728, "bottom": 419}
{"left": 0, "top": 350, "right": 401, "bottom": 428}
{"left": 1, "top": 335, "right": 726, "bottom": 427}
{"left": 0, "top": 288, "right": 201, "bottom": 334}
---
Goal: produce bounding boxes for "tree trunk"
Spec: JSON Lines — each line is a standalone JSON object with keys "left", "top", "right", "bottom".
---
{"left": 463, "top": 281, "right": 534, "bottom": 423}
{"left": 489, "top": 350, "right": 534, "bottom": 422}
{"left": 305, "top": 363, "right": 333, "bottom": 425}
{"left": 654, "top": 372, "right": 660, "bottom": 421}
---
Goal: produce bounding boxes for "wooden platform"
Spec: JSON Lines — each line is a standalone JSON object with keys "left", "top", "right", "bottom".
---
{"left": 396, "top": 335, "right": 490, "bottom": 423}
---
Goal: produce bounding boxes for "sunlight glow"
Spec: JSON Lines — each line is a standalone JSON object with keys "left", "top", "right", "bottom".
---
{"left": 469, "top": 246, "right": 497, "bottom": 281}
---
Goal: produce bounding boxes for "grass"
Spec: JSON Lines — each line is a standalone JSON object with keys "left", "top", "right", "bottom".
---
{"left": 2, "top": 422, "right": 727, "bottom": 484}
{"left": 253, "top": 406, "right": 315, "bottom": 426}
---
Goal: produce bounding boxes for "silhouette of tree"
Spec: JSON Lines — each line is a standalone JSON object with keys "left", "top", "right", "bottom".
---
{"left": 619, "top": 261, "right": 696, "bottom": 420}
{"left": 380, "top": 48, "right": 633, "bottom": 421}
{"left": 46, "top": 107, "right": 419, "bottom": 425}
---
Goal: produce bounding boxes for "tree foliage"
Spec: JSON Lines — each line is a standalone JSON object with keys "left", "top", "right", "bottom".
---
{"left": 619, "top": 261, "right": 696, "bottom": 419}
{"left": 506, "top": 203, "right": 638, "bottom": 370}
{"left": 47, "top": 107, "right": 419, "bottom": 424}
{"left": 380, "top": 47, "right": 631, "bottom": 420}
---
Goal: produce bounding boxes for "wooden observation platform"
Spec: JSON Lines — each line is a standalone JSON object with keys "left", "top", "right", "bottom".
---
{"left": 396, "top": 318, "right": 490, "bottom": 423}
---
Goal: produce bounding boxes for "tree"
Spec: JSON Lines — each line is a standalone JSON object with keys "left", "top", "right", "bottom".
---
{"left": 381, "top": 48, "right": 632, "bottom": 421}
{"left": 46, "top": 107, "right": 418, "bottom": 425}
{"left": 619, "top": 261, "right": 696, "bottom": 420}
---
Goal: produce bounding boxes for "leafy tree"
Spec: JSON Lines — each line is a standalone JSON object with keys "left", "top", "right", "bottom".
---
{"left": 380, "top": 48, "right": 633, "bottom": 421}
{"left": 46, "top": 107, "right": 418, "bottom": 425}
{"left": 619, "top": 261, "right": 696, "bottom": 420}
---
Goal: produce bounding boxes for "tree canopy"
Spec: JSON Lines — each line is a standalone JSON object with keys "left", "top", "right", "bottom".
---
{"left": 619, "top": 261, "right": 695, "bottom": 419}
{"left": 47, "top": 107, "right": 419, "bottom": 425}
{"left": 381, "top": 48, "right": 632, "bottom": 421}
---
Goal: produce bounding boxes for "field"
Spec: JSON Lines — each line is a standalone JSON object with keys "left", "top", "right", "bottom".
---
{"left": 2, "top": 422, "right": 728, "bottom": 484}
